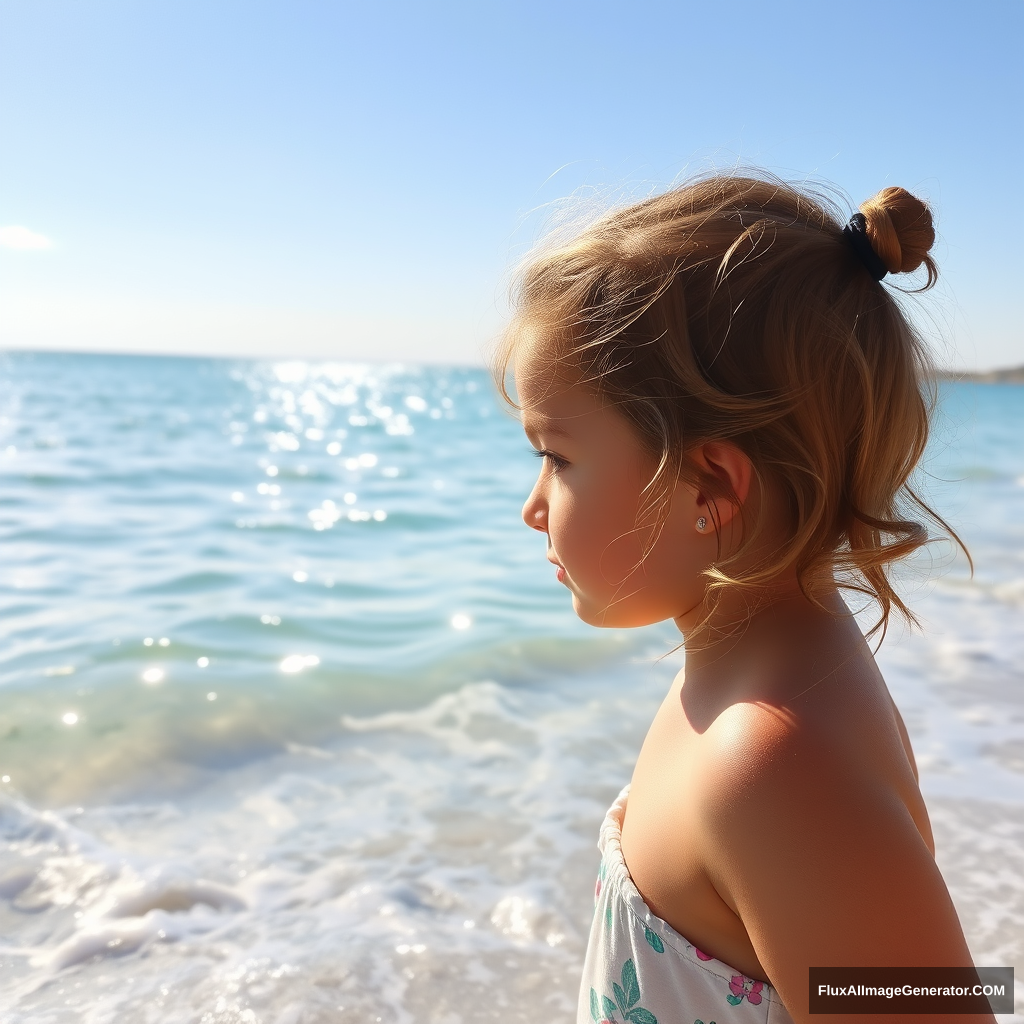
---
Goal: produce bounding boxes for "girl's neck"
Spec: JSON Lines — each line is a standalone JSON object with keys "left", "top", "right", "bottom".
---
{"left": 674, "top": 580, "right": 860, "bottom": 688}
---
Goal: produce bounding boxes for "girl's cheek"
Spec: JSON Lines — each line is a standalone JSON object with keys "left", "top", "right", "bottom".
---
{"left": 547, "top": 500, "right": 582, "bottom": 557}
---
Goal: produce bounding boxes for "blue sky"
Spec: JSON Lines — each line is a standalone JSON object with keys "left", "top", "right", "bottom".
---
{"left": 1, "top": 0, "right": 1021, "bottom": 368}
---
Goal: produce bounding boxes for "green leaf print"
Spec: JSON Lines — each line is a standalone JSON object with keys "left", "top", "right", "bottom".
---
{"left": 643, "top": 927, "right": 664, "bottom": 953}
{"left": 613, "top": 982, "right": 627, "bottom": 1014}
{"left": 597, "top": 959, "right": 658, "bottom": 1024}
{"left": 621, "top": 958, "right": 641, "bottom": 1008}
{"left": 625, "top": 1010, "right": 658, "bottom": 1024}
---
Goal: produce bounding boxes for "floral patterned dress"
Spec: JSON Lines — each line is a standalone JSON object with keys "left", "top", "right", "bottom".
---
{"left": 578, "top": 787, "right": 794, "bottom": 1024}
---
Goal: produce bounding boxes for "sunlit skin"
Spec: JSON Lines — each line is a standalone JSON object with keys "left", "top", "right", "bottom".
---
{"left": 516, "top": 353, "right": 990, "bottom": 1024}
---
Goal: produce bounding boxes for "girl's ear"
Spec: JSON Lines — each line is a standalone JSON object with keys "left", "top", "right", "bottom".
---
{"left": 691, "top": 442, "right": 753, "bottom": 530}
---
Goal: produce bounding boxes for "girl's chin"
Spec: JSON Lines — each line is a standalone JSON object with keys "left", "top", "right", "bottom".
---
{"left": 568, "top": 592, "right": 600, "bottom": 625}
{"left": 570, "top": 594, "right": 650, "bottom": 630}
{"left": 568, "top": 587, "right": 679, "bottom": 630}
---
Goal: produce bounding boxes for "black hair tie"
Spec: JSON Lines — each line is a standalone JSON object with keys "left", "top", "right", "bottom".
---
{"left": 843, "top": 212, "right": 888, "bottom": 281}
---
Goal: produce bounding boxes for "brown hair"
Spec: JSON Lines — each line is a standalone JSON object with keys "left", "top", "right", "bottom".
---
{"left": 497, "top": 173, "right": 964, "bottom": 636}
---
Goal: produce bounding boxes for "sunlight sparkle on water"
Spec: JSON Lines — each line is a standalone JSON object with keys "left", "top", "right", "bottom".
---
{"left": 451, "top": 614, "right": 472, "bottom": 630}
{"left": 62, "top": 712, "right": 78, "bottom": 726}
{"left": 308, "top": 500, "right": 341, "bottom": 529}
{"left": 280, "top": 654, "right": 320, "bottom": 674}
{"left": 142, "top": 667, "right": 164, "bottom": 685}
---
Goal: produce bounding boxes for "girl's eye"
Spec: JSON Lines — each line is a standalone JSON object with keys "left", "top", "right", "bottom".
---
{"left": 532, "top": 448, "right": 569, "bottom": 472}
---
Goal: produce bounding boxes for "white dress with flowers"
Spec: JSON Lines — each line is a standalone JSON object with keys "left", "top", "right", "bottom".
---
{"left": 579, "top": 787, "right": 795, "bottom": 1024}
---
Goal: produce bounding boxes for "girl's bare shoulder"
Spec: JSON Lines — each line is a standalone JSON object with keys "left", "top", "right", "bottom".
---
{"left": 690, "top": 660, "right": 920, "bottom": 826}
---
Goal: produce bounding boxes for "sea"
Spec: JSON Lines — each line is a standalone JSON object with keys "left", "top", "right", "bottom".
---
{"left": 0, "top": 352, "right": 1020, "bottom": 1022}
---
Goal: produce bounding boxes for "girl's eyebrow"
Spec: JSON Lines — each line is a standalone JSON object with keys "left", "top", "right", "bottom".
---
{"left": 521, "top": 415, "right": 572, "bottom": 439}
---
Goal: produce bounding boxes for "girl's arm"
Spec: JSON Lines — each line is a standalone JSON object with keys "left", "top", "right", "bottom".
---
{"left": 696, "top": 703, "right": 994, "bottom": 1024}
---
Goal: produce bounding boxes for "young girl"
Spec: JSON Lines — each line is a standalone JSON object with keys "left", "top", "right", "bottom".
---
{"left": 497, "top": 176, "right": 991, "bottom": 1023}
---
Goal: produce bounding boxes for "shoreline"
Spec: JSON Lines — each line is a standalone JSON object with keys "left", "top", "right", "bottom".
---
{"left": 935, "top": 364, "right": 1024, "bottom": 384}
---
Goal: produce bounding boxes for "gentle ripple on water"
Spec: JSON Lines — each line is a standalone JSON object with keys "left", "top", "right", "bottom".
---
{"left": 0, "top": 355, "right": 606, "bottom": 802}
{"left": 0, "top": 355, "right": 1021, "bottom": 1019}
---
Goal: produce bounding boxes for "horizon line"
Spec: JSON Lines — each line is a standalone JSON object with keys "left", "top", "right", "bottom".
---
{"left": 2, "top": 344, "right": 1021, "bottom": 380}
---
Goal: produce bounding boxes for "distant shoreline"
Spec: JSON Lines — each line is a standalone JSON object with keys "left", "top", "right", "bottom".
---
{"left": 935, "top": 365, "right": 1024, "bottom": 384}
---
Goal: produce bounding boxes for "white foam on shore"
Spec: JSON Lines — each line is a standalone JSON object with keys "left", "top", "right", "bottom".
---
{"left": 0, "top": 670, "right": 662, "bottom": 1021}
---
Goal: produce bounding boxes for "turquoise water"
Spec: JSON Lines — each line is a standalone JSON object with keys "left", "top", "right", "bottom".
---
{"left": 0, "top": 355, "right": 1021, "bottom": 1020}
{"left": 0, "top": 355, "right": 607, "bottom": 805}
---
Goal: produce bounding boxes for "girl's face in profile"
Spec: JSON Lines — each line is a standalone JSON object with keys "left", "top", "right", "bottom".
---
{"left": 516, "top": 356, "right": 709, "bottom": 629}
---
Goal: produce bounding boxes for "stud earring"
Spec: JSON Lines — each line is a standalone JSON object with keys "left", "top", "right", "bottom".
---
{"left": 696, "top": 516, "right": 707, "bottom": 531}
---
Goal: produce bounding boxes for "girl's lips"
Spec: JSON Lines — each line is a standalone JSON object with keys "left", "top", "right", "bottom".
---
{"left": 547, "top": 551, "right": 566, "bottom": 584}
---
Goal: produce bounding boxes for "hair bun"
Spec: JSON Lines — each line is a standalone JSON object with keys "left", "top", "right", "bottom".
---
{"left": 858, "top": 187, "right": 937, "bottom": 286}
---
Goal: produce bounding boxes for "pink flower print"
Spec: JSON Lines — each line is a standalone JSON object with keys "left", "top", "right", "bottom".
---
{"left": 727, "top": 976, "right": 763, "bottom": 1006}
{"left": 695, "top": 948, "right": 713, "bottom": 961}
{"left": 594, "top": 861, "right": 608, "bottom": 907}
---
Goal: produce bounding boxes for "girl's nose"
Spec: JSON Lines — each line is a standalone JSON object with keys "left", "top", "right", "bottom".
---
{"left": 522, "top": 489, "right": 548, "bottom": 533}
